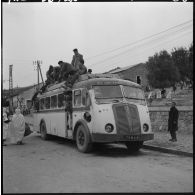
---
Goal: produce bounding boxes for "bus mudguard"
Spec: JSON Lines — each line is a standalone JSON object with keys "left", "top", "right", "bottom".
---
{"left": 73, "top": 119, "right": 92, "bottom": 141}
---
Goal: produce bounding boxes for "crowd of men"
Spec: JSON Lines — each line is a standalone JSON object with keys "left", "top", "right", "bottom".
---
{"left": 44, "top": 48, "right": 88, "bottom": 90}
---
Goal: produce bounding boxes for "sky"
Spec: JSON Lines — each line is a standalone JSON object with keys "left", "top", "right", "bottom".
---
{"left": 2, "top": 1, "right": 193, "bottom": 89}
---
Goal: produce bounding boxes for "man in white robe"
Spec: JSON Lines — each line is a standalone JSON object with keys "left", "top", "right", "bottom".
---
{"left": 10, "top": 108, "right": 25, "bottom": 145}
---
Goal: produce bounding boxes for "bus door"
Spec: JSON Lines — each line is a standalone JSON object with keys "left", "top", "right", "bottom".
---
{"left": 72, "top": 88, "right": 91, "bottom": 134}
{"left": 51, "top": 93, "right": 66, "bottom": 137}
{"left": 32, "top": 99, "right": 40, "bottom": 133}
{"left": 64, "top": 90, "right": 73, "bottom": 138}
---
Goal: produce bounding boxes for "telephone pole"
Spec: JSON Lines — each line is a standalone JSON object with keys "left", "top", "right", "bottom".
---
{"left": 33, "top": 60, "right": 44, "bottom": 90}
{"left": 9, "top": 64, "right": 13, "bottom": 113}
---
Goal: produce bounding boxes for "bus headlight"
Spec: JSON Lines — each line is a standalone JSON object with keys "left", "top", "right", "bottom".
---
{"left": 143, "top": 123, "right": 149, "bottom": 132}
{"left": 105, "top": 123, "right": 114, "bottom": 133}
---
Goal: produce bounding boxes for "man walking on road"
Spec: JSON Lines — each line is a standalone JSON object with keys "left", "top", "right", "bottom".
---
{"left": 168, "top": 102, "right": 179, "bottom": 142}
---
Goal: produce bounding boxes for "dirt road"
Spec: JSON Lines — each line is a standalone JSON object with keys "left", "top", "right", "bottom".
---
{"left": 3, "top": 133, "right": 193, "bottom": 193}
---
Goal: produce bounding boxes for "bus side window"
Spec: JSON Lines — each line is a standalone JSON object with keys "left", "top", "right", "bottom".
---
{"left": 51, "top": 95, "right": 57, "bottom": 108}
{"left": 74, "top": 90, "right": 81, "bottom": 107}
{"left": 45, "top": 97, "right": 50, "bottom": 109}
{"left": 58, "top": 94, "right": 65, "bottom": 108}
{"left": 40, "top": 98, "right": 45, "bottom": 110}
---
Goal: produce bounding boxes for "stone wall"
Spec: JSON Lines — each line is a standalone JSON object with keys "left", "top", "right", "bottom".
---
{"left": 149, "top": 107, "right": 193, "bottom": 134}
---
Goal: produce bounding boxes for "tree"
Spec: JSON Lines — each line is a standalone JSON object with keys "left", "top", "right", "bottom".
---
{"left": 186, "top": 43, "right": 193, "bottom": 84}
{"left": 146, "top": 50, "right": 180, "bottom": 89}
{"left": 171, "top": 46, "right": 189, "bottom": 83}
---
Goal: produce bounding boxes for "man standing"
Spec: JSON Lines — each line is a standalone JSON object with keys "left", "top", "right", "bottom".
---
{"left": 71, "top": 48, "right": 84, "bottom": 70}
{"left": 168, "top": 102, "right": 179, "bottom": 142}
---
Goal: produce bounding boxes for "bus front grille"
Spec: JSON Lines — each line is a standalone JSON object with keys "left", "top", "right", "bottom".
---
{"left": 113, "top": 104, "right": 141, "bottom": 135}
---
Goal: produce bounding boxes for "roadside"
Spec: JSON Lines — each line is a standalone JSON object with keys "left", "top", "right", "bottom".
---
{"left": 143, "top": 131, "right": 193, "bottom": 157}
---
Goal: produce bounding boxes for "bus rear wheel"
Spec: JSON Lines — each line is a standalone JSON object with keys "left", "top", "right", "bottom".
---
{"left": 125, "top": 141, "right": 143, "bottom": 153}
{"left": 76, "top": 125, "right": 93, "bottom": 153}
{"left": 40, "top": 122, "right": 49, "bottom": 140}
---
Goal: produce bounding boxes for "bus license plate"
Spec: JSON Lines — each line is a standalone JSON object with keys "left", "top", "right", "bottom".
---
{"left": 124, "top": 135, "right": 140, "bottom": 140}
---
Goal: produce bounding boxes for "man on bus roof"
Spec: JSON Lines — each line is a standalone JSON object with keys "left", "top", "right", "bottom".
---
{"left": 58, "top": 61, "right": 79, "bottom": 88}
{"left": 45, "top": 65, "right": 55, "bottom": 85}
{"left": 71, "top": 48, "right": 84, "bottom": 70}
{"left": 77, "top": 59, "right": 87, "bottom": 75}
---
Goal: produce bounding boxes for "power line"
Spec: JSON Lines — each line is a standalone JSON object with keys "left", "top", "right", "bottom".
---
{"left": 91, "top": 29, "right": 193, "bottom": 71}
{"left": 86, "top": 19, "right": 193, "bottom": 61}
{"left": 88, "top": 24, "right": 192, "bottom": 67}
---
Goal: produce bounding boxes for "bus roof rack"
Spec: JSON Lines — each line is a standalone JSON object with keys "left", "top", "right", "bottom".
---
{"left": 78, "top": 73, "right": 120, "bottom": 82}
{"left": 45, "top": 73, "right": 120, "bottom": 92}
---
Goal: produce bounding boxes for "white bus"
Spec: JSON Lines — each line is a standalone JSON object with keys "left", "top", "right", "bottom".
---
{"left": 33, "top": 74, "right": 153, "bottom": 153}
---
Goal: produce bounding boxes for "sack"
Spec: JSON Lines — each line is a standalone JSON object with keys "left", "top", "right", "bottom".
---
{"left": 24, "top": 123, "right": 33, "bottom": 137}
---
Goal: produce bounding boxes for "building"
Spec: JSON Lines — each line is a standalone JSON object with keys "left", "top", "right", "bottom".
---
{"left": 12, "top": 83, "right": 43, "bottom": 110}
{"left": 107, "top": 63, "right": 149, "bottom": 90}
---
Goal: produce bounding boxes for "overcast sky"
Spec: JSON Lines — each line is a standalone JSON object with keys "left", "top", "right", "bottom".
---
{"left": 2, "top": 2, "right": 193, "bottom": 89}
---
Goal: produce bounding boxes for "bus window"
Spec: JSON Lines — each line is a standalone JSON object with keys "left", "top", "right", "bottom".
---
{"left": 40, "top": 98, "right": 45, "bottom": 110}
{"left": 51, "top": 95, "right": 57, "bottom": 108}
{"left": 45, "top": 97, "right": 50, "bottom": 109}
{"left": 94, "top": 85, "right": 123, "bottom": 99}
{"left": 74, "top": 90, "right": 81, "bottom": 107}
{"left": 58, "top": 94, "right": 65, "bottom": 108}
{"left": 123, "top": 86, "right": 146, "bottom": 105}
{"left": 82, "top": 89, "right": 91, "bottom": 107}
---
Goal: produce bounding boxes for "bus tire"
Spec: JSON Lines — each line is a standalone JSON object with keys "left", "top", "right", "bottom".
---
{"left": 76, "top": 124, "right": 93, "bottom": 153}
{"left": 40, "top": 121, "right": 49, "bottom": 140}
{"left": 125, "top": 141, "right": 143, "bottom": 153}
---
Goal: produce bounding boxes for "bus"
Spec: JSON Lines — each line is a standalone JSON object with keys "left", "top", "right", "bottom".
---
{"left": 33, "top": 73, "right": 154, "bottom": 153}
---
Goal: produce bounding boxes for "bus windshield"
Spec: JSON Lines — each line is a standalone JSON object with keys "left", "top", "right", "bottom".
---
{"left": 122, "top": 85, "right": 146, "bottom": 105}
{"left": 93, "top": 85, "right": 146, "bottom": 105}
{"left": 93, "top": 85, "right": 123, "bottom": 99}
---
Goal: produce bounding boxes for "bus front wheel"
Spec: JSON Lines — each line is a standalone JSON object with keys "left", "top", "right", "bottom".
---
{"left": 40, "top": 122, "right": 49, "bottom": 140}
{"left": 76, "top": 125, "right": 93, "bottom": 153}
{"left": 125, "top": 141, "right": 143, "bottom": 153}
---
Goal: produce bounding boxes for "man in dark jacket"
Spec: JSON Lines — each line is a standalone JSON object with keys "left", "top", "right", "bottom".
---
{"left": 58, "top": 61, "right": 79, "bottom": 87}
{"left": 45, "top": 65, "right": 55, "bottom": 85}
{"left": 71, "top": 48, "right": 84, "bottom": 69}
{"left": 52, "top": 66, "right": 61, "bottom": 82}
{"left": 168, "top": 102, "right": 179, "bottom": 142}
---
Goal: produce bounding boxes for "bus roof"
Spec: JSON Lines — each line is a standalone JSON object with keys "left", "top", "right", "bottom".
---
{"left": 74, "top": 77, "right": 141, "bottom": 89}
{"left": 39, "top": 73, "right": 141, "bottom": 97}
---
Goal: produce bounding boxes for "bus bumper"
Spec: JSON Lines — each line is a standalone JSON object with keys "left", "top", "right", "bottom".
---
{"left": 91, "top": 133, "right": 154, "bottom": 143}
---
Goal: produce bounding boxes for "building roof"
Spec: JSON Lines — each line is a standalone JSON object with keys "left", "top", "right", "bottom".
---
{"left": 108, "top": 63, "right": 145, "bottom": 74}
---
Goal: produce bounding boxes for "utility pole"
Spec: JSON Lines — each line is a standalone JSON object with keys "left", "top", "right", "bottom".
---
{"left": 9, "top": 64, "right": 13, "bottom": 113}
{"left": 33, "top": 60, "right": 44, "bottom": 90}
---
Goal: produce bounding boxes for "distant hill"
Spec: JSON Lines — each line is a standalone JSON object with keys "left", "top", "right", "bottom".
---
{"left": 3, "top": 84, "right": 37, "bottom": 98}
